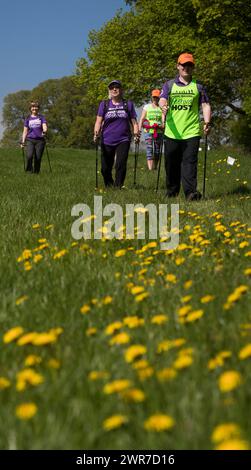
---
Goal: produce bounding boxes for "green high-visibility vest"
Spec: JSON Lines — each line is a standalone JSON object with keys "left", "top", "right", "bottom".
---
{"left": 145, "top": 104, "right": 162, "bottom": 134}
{"left": 165, "top": 79, "right": 201, "bottom": 139}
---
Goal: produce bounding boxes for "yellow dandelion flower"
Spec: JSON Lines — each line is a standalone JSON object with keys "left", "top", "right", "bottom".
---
{"left": 16, "top": 403, "right": 37, "bottom": 420}
{"left": 244, "top": 268, "right": 251, "bottom": 276}
{"left": 132, "top": 360, "right": 149, "bottom": 370}
{"left": 102, "top": 296, "right": 113, "bottom": 305}
{"left": 31, "top": 332, "right": 57, "bottom": 345}
{"left": 32, "top": 223, "right": 40, "bottom": 229}
{"left": 121, "top": 388, "right": 146, "bottom": 402}
{"left": 156, "top": 368, "right": 177, "bottom": 382}
{"left": 218, "top": 371, "right": 242, "bottom": 393}
{"left": 175, "top": 256, "right": 185, "bottom": 266}
{"left": 47, "top": 359, "right": 61, "bottom": 369}
{"left": 130, "top": 286, "right": 145, "bottom": 295}
{"left": 151, "top": 315, "right": 168, "bottom": 325}
{"left": 124, "top": 345, "right": 147, "bottom": 363}
{"left": 186, "top": 309, "right": 204, "bottom": 323}
{"left": 244, "top": 251, "right": 251, "bottom": 257}
{"left": 135, "top": 292, "right": 149, "bottom": 302}
{"left": 105, "top": 321, "right": 123, "bottom": 336}
{"left": 177, "top": 305, "right": 192, "bottom": 317}
{"left": 22, "top": 249, "right": 32, "bottom": 259}
{"left": 215, "top": 439, "right": 249, "bottom": 450}
{"left": 88, "top": 371, "right": 109, "bottom": 381}
{"left": 109, "top": 332, "right": 130, "bottom": 345}
{"left": 181, "top": 295, "right": 192, "bottom": 303}
{"left": 165, "top": 274, "right": 177, "bottom": 283}
{"left": 24, "top": 262, "right": 32, "bottom": 271}
{"left": 103, "top": 379, "right": 132, "bottom": 394}
{"left": 178, "top": 348, "right": 194, "bottom": 356}
{"left": 0, "top": 377, "right": 11, "bottom": 389}
{"left": 115, "top": 249, "right": 127, "bottom": 258}
{"left": 239, "top": 241, "right": 249, "bottom": 249}
{"left": 211, "top": 423, "right": 241, "bottom": 443}
{"left": 144, "top": 414, "right": 175, "bottom": 432}
{"left": 201, "top": 295, "right": 215, "bottom": 304}
{"left": 80, "top": 304, "right": 91, "bottom": 314}
{"left": 184, "top": 280, "right": 193, "bottom": 290}
{"left": 16, "top": 369, "right": 44, "bottom": 391}
{"left": 3, "top": 326, "right": 24, "bottom": 344}
{"left": 103, "top": 415, "right": 128, "bottom": 431}
{"left": 24, "top": 355, "right": 42, "bottom": 367}
{"left": 123, "top": 316, "right": 145, "bottom": 328}
{"left": 53, "top": 249, "right": 67, "bottom": 260}
{"left": 34, "top": 254, "right": 43, "bottom": 263}
{"left": 239, "top": 344, "right": 251, "bottom": 360}
{"left": 15, "top": 295, "right": 29, "bottom": 306}
{"left": 137, "top": 367, "right": 154, "bottom": 381}
{"left": 17, "top": 333, "right": 38, "bottom": 346}
{"left": 86, "top": 327, "right": 97, "bottom": 337}
{"left": 173, "top": 355, "right": 193, "bottom": 369}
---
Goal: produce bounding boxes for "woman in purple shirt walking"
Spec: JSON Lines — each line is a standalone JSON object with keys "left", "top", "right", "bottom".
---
{"left": 21, "top": 101, "right": 47, "bottom": 174}
{"left": 94, "top": 80, "right": 139, "bottom": 188}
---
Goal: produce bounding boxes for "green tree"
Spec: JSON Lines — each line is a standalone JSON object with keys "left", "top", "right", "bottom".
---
{"left": 76, "top": 0, "right": 251, "bottom": 135}
{"left": 1, "top": 90, "right": 32, "bottom": 146}
{"left": 1, "top": 77, "right": 95, "bottom": 148}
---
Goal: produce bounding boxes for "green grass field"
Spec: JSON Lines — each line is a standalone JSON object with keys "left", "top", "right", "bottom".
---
{"left": 0, "top": 144, "right": 250, "bottom": 450}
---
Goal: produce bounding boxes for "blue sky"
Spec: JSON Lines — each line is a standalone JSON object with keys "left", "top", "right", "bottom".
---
{"left": 0, "top": 0, "right": 129, "bottom": 136}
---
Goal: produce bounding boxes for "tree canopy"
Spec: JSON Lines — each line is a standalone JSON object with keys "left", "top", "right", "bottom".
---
{"left": 1, "top": 76, "right": 96, "bottom": 148}
{"left": 76, "top": 0, "right": 251, "bottom": 144}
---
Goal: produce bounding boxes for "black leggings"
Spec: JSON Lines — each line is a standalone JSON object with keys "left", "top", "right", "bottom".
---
{"left": 164, "top": 136, "right": 200, "bottom": 197}
{"left": 26, "top": 139, "right": 45, "bottom": 174}
{"left": 101, "top": 141, "right": 130, "bottom": 188}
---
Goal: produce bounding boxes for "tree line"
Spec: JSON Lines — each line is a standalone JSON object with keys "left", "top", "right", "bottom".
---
{"left": 2, "top": 0, "right": 251, "bottom": 148}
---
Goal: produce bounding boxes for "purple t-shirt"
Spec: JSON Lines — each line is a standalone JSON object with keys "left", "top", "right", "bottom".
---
{"left": 160, "top": 76, "right": 209, "bottom": 106}
{"left": 97, "top": 99, "right": 137, "bottom": 146}
{"left": 24, "top": 114, "right": 47, "bottom": 140}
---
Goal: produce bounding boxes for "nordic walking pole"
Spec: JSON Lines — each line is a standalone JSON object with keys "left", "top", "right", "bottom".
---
{"left": 20, "top": 143, "right": 26, "bottom": 171}
{"left": 133, "top": 140, "right": 139, "bottom": 186}
{"left": 95, "top": 139, "right": 99, "bottom": 190}
{"left": 202, "top": 134, "right": 208, "bottom": 199}
{"left": 155, "top": 138, "right": 163, "bottom": 191}
{"left": 44, "top": 141, "right": 52, "bottom": 173}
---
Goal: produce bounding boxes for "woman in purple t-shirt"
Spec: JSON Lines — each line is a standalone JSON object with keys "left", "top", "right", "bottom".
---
{"left": 21, "top": 101, "right": 47, "bottom": 174}
{"left": 94, "top": 80, "right": 139, "bottom": 188}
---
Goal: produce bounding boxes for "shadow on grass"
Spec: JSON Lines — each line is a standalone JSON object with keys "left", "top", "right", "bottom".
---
{"left": 211, "top": 185, "right": 251, "bottom": 199}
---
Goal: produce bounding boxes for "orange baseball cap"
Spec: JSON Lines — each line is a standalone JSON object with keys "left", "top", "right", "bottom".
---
{"left": 151, "top": 89, "right": 161, "bottom": 97}
{"left": 178, "top": 53, "right": 195, "bottom": 65}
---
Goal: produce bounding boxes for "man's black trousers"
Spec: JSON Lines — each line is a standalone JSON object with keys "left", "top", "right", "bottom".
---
{"left": 164, "top": 136, "right": 200, "bottom": 197}
{"left": 101, "top": 141, "right": 130, "bottom": 188}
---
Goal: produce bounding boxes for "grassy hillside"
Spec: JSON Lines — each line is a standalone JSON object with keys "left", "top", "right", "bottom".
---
{"left": 0, "top": 144, "right": 250, "bottom": 449}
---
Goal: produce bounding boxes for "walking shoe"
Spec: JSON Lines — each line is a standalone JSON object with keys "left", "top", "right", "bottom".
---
{"left": 186, "top": 191, "right": 202, "bottom": 201}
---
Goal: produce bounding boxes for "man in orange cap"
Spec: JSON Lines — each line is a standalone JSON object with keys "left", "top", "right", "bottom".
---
{"left": 138, "top": 89, "right": 164, "bottom": 170}
{"left": 159, "top": 51, "right": 211, "bottom": 200}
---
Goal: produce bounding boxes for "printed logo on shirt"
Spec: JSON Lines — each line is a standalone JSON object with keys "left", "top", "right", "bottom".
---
{"left": 29, "top": 118, "right": 42, "bottom": 128}
{"left": 105, "top": 107, "right": 128, "bottom": 119}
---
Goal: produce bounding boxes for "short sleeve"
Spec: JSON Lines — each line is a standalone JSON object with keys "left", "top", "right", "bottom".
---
{"left": 128, "top": 101, "right": 137, "bottom": 119}
{"left": 97, "top": 101, "right": 105, "bottom": 117}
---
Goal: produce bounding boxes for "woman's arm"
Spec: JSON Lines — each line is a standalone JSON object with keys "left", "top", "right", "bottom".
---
{"left": 21, "top": 127, "right": 28, "bottom": 146}
{"left": 138, "top": 108, "right": 147, "bottom": 131}
{"left": 131, "top": 118, "right": 139, "bottom": 141}
{"left": 93, "top": 116, "right": 103, "bottom": 142}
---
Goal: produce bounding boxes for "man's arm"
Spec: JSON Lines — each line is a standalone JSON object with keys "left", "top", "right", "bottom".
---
{"left": 202, "top": 102, "right": 212, "bottom": 135}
